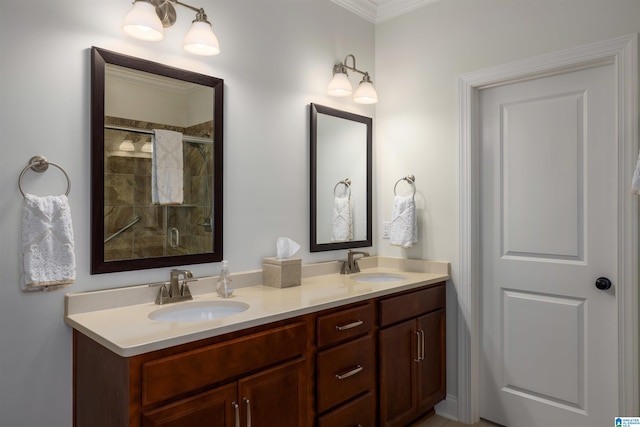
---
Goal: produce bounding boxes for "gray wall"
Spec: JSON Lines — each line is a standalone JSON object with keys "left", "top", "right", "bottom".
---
{"left": 375, "top": 0, "right": 640, "bottom": 418}
{"left": 0, "top": 1, "right": 373, "bottom": 425}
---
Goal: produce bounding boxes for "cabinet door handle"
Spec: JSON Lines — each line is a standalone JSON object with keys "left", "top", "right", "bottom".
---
{"left": 335, "top": 320, "right": 364, "bottom": 331}
{"left": 232, "top": 402, "right": 240, "bottom": 427}
{"left": 416, "top": 329, "right": 424, "bottom": 362}
{"left": 414, "top": 330, "right": 425, "bottom": 361}
{"left": 243, "top": 398, "right": 251, "bottom": 427}
{"left": 335, "top": 365, "right": 363, "bottom": 380}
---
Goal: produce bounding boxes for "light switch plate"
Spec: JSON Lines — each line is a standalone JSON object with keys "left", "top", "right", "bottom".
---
{"left": 382, "top": 221, "right": 390, "bottom": 239}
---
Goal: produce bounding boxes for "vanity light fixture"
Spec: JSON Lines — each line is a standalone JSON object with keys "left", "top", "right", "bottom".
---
{"left": 141, "top": 141, "right": 153, "bottom": 153}
{"left": 118, "top": 139, "right": 135, "bottom": 151}
{"left": 327, "top": 54, "right": 378, "bottom": 104}
{"left": 122, "top": 0, "right": 220, "bottom": 56}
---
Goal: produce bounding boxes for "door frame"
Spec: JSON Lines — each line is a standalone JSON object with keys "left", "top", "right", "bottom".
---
{"left": 457, "top": 34, "right": 639, "bottom": 424}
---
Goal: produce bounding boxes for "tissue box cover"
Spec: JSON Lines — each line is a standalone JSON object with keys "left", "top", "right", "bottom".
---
{"left": 263, "top": 257, "right": 302, "bottom": 288}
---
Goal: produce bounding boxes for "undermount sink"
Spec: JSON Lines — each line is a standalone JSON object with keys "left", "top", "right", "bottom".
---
{"left": 351, "top": 272, "right": 407, "bottom": 282}
{"left": 149, "top": 300, "right": 250, "bottom": 322}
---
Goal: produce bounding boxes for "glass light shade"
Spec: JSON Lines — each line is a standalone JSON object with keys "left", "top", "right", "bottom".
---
{"left": 141, "top": 141, "right": 153, "bottom": 153}
{"left": 183, "top": 21, "right": 220, "bottom": 56}
{"left": 122, "top": 1, "right": 164, "bottom": 41}
{"left": 353, "top": 80, "right": 378, "bottom": 104}
{"left": 119, "top": 140, "right": 135, "bottom": 151}
{"left": 327, "top": 73, "right": 353, "bottom": 97}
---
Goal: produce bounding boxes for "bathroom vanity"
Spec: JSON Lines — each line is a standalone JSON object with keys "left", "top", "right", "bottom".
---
{"left": 66, "top": 258, "right": 448, "bottom": 426}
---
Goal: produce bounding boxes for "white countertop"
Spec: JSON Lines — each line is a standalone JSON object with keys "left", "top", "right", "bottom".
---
{"left": 65, "top": 257, "right": 450, "bottom": 357}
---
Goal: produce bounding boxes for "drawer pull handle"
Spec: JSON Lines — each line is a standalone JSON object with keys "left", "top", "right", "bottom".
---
{"left": 335, "top": 320, "right": 364, "bottom": 331}
{"left": 335, "top": 365, "right": 363, "bottom": 380}
{"left": 232, "top": 402, "right": 240, "bottom": 427}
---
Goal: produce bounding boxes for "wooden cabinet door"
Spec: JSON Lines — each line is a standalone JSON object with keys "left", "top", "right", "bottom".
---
{"left": 141, "top": 382, "right": 237, "bottom": 427}
{"left": 416, "top": 309, "right": 446, "bottom": 413}
{"left": 379, "top": 319, "right": 417, "bottom": 427}
{"left": 238, "top": 358, "right": 307, "bottom": 427}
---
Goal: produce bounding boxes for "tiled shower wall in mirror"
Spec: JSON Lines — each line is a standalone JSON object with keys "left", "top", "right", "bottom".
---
{"left": 104, "top": 117, "right": 214, "bottom": 261}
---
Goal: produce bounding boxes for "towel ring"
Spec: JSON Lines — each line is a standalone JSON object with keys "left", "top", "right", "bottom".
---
{"left": 394, "top": 174, "right": 416, "bottom": 198}
{"left": 18, "top": 156, "right": 71, "bottom": 197}
{"left": 334, "top": 178, "right": 352, "bottom": 199}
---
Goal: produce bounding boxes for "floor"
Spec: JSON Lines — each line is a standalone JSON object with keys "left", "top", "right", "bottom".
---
{"left": 411, "top": 413, "right": 502, "bottom": 427}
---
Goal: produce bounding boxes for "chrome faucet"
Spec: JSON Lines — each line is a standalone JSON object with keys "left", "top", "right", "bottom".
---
{"left": 155, "top": 269, "right": 194, "bottom": 305}
{"left": 341, "top": 250, "right": 370, "bottom": 274}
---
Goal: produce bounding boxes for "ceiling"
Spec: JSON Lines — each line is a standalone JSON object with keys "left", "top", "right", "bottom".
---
{"left": 331, "top": 0, "right": 441, "bottom": 23}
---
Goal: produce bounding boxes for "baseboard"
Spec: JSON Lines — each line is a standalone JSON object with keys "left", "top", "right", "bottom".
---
{"left": 435, "top": 394, "right": 458, "bottom": 421}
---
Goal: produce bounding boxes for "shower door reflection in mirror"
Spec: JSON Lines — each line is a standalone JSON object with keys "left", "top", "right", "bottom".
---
{"left": 103, "top": 111, "right": 213, "bottom": 259}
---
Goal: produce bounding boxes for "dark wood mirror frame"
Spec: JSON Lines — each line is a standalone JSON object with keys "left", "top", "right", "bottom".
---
{"left": 90, "top": 47, "right": 223, "bottom": 274}
{"left": 310, "top": 103, "right": 372, "bottom": 252}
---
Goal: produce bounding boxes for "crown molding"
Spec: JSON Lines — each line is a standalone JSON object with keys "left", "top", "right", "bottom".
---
{"left": 106, "top": 64, "right": 201, "bottom": 95}
{"left": 332, "top": 0, "right": 441, "bottom": 23}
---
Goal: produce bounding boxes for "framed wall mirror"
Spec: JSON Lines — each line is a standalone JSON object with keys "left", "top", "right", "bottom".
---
{"left": 90, "top": 47, "right": 223, "bottom": 273}
{"left": 310, "top": 103, "right": 372, "bottom": 252}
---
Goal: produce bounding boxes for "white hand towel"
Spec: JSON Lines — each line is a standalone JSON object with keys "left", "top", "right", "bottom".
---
{"left": 632, "top": 151, "right": 640, "bottom": 195}
{"left": 331, "top": 196, "right": 353, "bottom": 242}
{"left": 390, "top": 195, "right": 418, "bottom": 248}
{"left": 21, "top": 194, "right": 76, "bottom": 291}
{"left": 152, "top": 129, "right": 184, "bottom": 205}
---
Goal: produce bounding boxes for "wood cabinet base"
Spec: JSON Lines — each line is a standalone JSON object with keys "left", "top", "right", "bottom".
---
{"left": 73, "top": 281, "right": 446, "bottom": 427}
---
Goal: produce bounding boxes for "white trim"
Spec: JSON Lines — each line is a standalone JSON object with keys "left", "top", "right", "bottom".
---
{"left": 457, "top": 64, "right": 481, "bottom": 424}
{"left": 435, "top": 394, "right": 459, "bottom": 421}
{"left": 614, "top": 34, "right": 640, "bottom": 418}
{"left": 331, "top": 0, "right": 378, "bottom": 23}
{"left": 330, "top": 0, "right": 441, "bottom": 23}
{"left": 458, "top": 34, "right": 639, "bottom": 424}
{"left": 106, "top": 65, "right": 200, "bottom": 95}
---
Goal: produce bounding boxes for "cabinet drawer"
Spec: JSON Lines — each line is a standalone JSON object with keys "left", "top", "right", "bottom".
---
{"left": 317, "top": 334, "right": 374, "bottom": 413}
{"left": 379, "top": 283, "right": 445, "bottom": 327}
{"left": 142, "top": 321, "right": 307, "bottom": 406}
{"left": 318, "top": 392, "right": 375, "bottom": 427}
{"left": 317, "top": 303, "right": 374, "bottom": 348}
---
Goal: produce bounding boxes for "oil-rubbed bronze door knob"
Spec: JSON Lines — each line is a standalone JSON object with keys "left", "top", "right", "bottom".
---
{"left": 595, "top": 277, "right": 612, "bottom": 290}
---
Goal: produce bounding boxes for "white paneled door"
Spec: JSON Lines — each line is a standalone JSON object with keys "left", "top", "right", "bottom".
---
{"left": 479, "top": 63, "right": 618, "bottom": 427}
